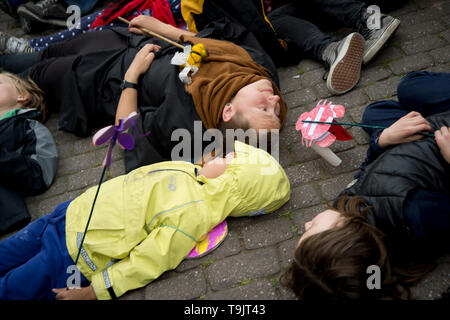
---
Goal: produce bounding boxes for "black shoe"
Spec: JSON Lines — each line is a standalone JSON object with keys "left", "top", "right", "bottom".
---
{"left": 358, "top": 9, "right": 400, "bottom": 64}
{"left": 17, "top": 0, "right": 69, "bottom": 27}
{"left": 322, "top": 33, "right": 365, "bottom": 95}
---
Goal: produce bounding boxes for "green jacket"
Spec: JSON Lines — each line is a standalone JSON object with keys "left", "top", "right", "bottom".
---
{"left": 65, "top": 141, "right": 290, "bottom": 299}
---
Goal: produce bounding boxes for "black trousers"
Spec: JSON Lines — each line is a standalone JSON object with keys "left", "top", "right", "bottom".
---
{"left": 268, "top": 0, "right": 367, "bottom": 61}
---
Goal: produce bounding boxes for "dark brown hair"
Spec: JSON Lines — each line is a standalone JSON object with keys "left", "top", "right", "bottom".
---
{"left": 280, "top": 195, "right": 436, "bottom": 300}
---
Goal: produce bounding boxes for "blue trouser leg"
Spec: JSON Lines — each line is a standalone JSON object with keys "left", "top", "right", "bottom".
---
{"left": 64, "top": 0, "right": 99, "bottom": 15}
{"left": 0, "top": 200, "right": 84, "bottom": 300}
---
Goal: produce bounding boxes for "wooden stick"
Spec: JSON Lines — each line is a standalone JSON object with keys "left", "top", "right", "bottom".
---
{"left": 118, "top": 16, "right": 184, "bottom": 49}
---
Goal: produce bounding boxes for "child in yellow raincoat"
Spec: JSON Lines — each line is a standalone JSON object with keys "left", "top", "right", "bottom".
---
{"left": 0, "top": 140, "right": 290, "bottom": 300}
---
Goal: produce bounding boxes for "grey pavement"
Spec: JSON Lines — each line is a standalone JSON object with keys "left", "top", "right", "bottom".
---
{"left": 1, "top": 0, "right": 449, "bottom": 300}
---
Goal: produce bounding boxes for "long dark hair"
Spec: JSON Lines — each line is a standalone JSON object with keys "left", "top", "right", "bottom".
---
{"left": 280, "top": 196, "right": 436, "bottom": 300}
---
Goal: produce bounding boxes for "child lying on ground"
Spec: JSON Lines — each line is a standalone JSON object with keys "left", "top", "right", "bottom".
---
{"left": 0, "top": 140, "right": 290, "bottom": 300}
{"left": 0, "top": 71, "right": 58, "bottom": 235}
{"left": 281, "top": 71, "right": 450, "bottom": 300}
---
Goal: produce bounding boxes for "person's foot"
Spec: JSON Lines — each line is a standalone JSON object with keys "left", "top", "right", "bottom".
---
{"left": 17, "top": 0, "right": 69, "bottom": 27}
{"left": 0, "top": 31, "right": 33, "bottom": 54}
{"left": 359, "top": 11, "right": 400, "bottom": 64}
{"left": 322, "top": 32, "right": 365, "bottom": 95}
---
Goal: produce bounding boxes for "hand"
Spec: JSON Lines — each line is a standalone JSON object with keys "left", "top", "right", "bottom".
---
{"left": 125, "top": 43, "right": 161, "bottom": 83}
{"left": 378, "top": 111, "right": 432, "bottom": 148}
{"left": 129, "top": 15, "right": 166, "bottom": 35}
{"left": 435, "top": 126, "right": 450, "bottom": 164}
{"left": 53, "top": 286, "right": 97, "bottom": 300}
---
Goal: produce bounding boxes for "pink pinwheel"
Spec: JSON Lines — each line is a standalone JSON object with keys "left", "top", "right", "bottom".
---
{"left": 296, "top": 99, "right": 350, "bottom": 147}
{"left": 92, "top": 112, "right": 148, "bottom": 168}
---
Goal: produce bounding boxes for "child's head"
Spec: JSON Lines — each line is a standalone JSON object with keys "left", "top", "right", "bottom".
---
{"left": 0, "top": 72, "right": 46, "bottom": 121}
{"left": 281, "top": 196, "right": 434, "bottom": 300}
{"left": 198, "top": 140, "right": 290, "bottom": 217}
{"left": 220, "top": 79, "right": 282, "bottom": 131}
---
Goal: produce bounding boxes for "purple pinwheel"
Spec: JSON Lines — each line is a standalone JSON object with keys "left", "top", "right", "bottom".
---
{"left": 92, "top": 112, "right": 149, "bottom": 168}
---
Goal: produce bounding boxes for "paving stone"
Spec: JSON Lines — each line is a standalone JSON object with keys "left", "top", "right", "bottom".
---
{"left": 410, "top": 263, "right": 450, "bottom": 300}
{"left": 442, "top": 29, "right": 450, "bottom": 42}
{"left": 37, "top": 190, "right": 83, "bottom": 218}
{"left": 394, "top": 20, "right": 447, "bottom": 42}
{"left": 299, "top": 68, "right": 326, "bottom": 88}
{"left": 318, "top": 172, "right": 358, "bottom": 201}
{"left": 429, "top": 45, "right": 450, "bottom": 63}
{"left": 145, "top": 268, "right": 207, "bottom": 300}
{"left": 205, "top": 279, "right": 278, "bottom": 300}
{"left": 348, "top": 126, "right": 370, "bottom": 145}
{"left": 241, "top": 215, "right": 294, "bottom": 249}
{"left": 327, "top": 89, "right": 368, "bottom": 109}
{"left": 389, "top": 52, "right": 435, "bottom": 75}
{"left": 283, "top": 88, "right": 317, "bottom": 109}
{"left": 364, "top": 76, "right": 401, "bottom": 100}
{"left": 325, "top": 146, "right": 368, "bottom": 176}
{"left": 206, "top": 248, "right": 280, "bottom": 291}
{"left": 286, "top": 184, "right": 324, "bottom": 211}
{"left": 285, "top": 160, "right": 329, "bottom": 188}
{"left": 401, "top": 35, "right": 447, "bottom": 55}
{"left": 368, "top": 46, "right": 404, "bottom": 66}
{"left": 425, "top": 63, "right": 450, "bottom": 73}
{"left": 357, "top": 65, "right": 392, "bottom": 87}
{"left": 67, "top": 166, "right": 105, "bottom": 191}
{"left": 279, "top": 66, "right": 302, "bottom": 94}
{"left": 297, "top": 59, "right": 323, "bottom": 72}
{"left": 290, "top": 143, "right": 322, "bottom": 163}
{"left": 277, "top": 237, "right": 299, "bottom": 270}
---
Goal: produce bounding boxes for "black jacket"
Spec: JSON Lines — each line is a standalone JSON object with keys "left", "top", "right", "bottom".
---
{"left": 340, "top": 111, "right": 450, "bottom": 248}
{"left": 0, "top": 109, "right": 58, "bottom": 235}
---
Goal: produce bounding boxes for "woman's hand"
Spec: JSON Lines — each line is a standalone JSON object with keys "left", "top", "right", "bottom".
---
{"left": 125, "top": 43, "right": 161, "bottom": 83}
{"left": 129, "top": 15, "right": 166, "bottom": 35}
{"left": 377, "top": 111, "right": 432, "bottom": 148}
{"left": 52, "top": 286, "right": 97, "bottom": 300}
{"left": 435, "top": 126, "right": 450, "bottom": 164}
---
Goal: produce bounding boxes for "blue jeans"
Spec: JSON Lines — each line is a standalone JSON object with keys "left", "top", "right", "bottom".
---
{"left": 359, "top": 71, "right": 450, "bottom": 171}
{"left": 0, "top": 200, "right": 88, "bottom": 300}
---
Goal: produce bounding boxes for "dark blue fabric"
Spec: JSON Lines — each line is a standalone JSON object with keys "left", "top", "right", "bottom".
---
{"left": 0, "top": 200, "right": 87, "bottom": 300}
{"left": 404, "top": 189, "right": 450, "bottom": 254}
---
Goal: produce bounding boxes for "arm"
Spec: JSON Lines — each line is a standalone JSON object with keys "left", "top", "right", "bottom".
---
{"left": 358, "top": 111, "right": 432, "bottom": 174}
{"left": 115, "top": 44, "right": 161, "bottom": 125}
{"left": 435, "top": 126, "right": 450, "bottom": 164}
{"left": 128, "top": 15, "right": 196, "bottom": 43}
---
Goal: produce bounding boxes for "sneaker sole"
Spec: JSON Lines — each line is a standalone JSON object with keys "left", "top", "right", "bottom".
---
{"left": 363, "top": 18, "right": 400, "bottom": 64}
{"left": 327, "top": 33, "right": 365, "bottom": 95}
{"left": 17, "top": 6, "right": 67, "bottom": 27}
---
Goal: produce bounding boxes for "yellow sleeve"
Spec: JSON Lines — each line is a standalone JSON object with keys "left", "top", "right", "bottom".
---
{"left": 90, "top": 226, "right": 197, "bottom": 300}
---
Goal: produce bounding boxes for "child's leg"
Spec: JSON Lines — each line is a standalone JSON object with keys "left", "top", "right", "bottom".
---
{"left": 0, "top": 52, "right": 40, "bottom": 74}
{"left": 397, "top": 71, "right": 450, "bottom": 116}
{"left": 0, "top": 201, "right": 73, "bottom": 299}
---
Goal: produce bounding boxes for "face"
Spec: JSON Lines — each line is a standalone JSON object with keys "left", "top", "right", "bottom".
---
{"left": 228, "top": 79, "right": 281, "bottom": 129}
{"left": 297, "top": 209, "right": 344, "bottom": 248}
{"left": 198, "top": 152, "right": 235, "bottom": 179}
{"left": 0, "top": 74, "right": 21, "bottom": 109}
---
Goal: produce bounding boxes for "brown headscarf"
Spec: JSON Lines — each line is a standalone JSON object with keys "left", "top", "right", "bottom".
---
{"left": 180, "top": 35, "right": 287, "bottom": 129}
